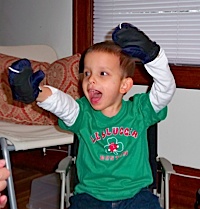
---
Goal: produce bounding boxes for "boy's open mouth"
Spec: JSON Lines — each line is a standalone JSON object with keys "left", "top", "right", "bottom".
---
{"left": 88, "top": 89, "right": 102, "bottom": 104}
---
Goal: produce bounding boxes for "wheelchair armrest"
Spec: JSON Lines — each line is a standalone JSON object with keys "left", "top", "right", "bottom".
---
{"left": 56, "top": 156, "right": 72, "bottom": 174}
{"left": 158, "top": 157, "right": 176, "bottom": 175}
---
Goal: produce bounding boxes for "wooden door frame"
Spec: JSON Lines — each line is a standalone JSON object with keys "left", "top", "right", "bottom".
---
{"left": 73, "top": 0, "right": 93, "bottom": 54}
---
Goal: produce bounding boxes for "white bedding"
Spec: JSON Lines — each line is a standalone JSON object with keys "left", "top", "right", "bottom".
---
{"left": 0, "top": 121, "right": 73, "bottom": 150}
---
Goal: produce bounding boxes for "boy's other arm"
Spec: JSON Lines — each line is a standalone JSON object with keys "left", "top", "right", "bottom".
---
{"left": 144, "top": 48, "right": 176, "bottom": 112}
{"left": 37, "top": 85, "right": 80, "bottom": 126}
{"left": 112, "top": 23, "right": 176, "bottom": 112}
{"left": 8, "top": 59, "right": 79, "bottom": 126}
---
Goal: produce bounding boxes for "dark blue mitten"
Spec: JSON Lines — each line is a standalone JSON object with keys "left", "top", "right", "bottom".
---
{"left": 112, "top": 23, "right": 160, "bottom": 64}
{"left": 8, "top": 58, "right": 45, "bottom": 104}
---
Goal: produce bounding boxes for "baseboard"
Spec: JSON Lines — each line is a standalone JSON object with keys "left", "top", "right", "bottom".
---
{"left": 170, "top": 165, "right": 200, "bottom": 209}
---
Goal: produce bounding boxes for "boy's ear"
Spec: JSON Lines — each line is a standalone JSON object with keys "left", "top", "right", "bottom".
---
{"left": 120, "top": 77, "right": 133, "bottom": 94}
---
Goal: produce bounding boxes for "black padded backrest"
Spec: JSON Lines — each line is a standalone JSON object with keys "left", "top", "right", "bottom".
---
{"left": 147, "top": 123, "right": 158, "bottom": 189}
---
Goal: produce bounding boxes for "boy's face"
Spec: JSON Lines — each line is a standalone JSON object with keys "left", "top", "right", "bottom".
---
{"left": 82, "top": 51, "right": 131, "bottom": 117}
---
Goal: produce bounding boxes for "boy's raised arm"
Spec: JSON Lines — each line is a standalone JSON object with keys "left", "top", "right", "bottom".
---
{"left": 112, "top": 23, "right": 176, "bottom": 112}
{"left": 37, "top": 85, "right": 79, "bottom": 126}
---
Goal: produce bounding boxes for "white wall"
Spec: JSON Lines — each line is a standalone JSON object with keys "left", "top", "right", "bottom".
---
{"left": 124, "top": 85, "right": 200, "bottom": 170}
{"left": 0, "top": 0, "right": 72, "bottom": 59}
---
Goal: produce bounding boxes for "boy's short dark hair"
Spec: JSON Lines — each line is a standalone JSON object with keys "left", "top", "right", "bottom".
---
{"left": 84, "top": 41, "right": 135, "bottom": 78}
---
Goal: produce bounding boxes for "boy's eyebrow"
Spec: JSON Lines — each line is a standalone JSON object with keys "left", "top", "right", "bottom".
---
{"left": 83, "top": 66, "right": 90, "bottom": 70}
{"left": 84, "top": 65, "right": 113, "bottom": 72}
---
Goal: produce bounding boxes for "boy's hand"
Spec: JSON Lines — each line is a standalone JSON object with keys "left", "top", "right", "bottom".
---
{"left": 8, "top": 59, "right": 45, "bottom": 104}
{"left": 112, "top": 23, "right": 160, "bottom": 64}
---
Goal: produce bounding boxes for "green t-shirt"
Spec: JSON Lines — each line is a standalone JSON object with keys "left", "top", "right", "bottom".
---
{"left": 58, "top": 93, "right": 167, "bottom": 201}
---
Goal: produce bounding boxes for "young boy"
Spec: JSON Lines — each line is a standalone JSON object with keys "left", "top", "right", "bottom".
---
{"left": 9, "top": 23, "right": 176, "bottom": 209}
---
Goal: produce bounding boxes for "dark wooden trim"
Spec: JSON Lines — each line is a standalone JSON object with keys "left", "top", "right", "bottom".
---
{"left": 170, "top": 65, "right": 200, "bottom": 89}
{"left": 73, "top": 0, "right": 93, "bottom": 54}
{"left": 73, "top": 0, "right": 200, "bottom": 90}
{"left": 134, "top": 64, "right": 200, "bottom": 90}
{"left": 170, "top": 165, "right": 200, "bottom": 209}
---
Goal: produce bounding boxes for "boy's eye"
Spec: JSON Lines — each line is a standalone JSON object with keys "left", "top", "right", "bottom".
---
{"left": 100, "top": 72, "right": 108, "bottom": 76}
{"left": 84, "top": 71, "right": 90, "bottom": 77}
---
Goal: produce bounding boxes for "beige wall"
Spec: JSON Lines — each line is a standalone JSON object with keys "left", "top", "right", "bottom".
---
{"left": 124, "top": 85, "right": 200, "bottom": 170}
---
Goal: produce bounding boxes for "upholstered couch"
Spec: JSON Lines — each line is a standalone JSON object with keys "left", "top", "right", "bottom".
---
{"left": 0, "top": 45, "right": 81, "bottom": 172}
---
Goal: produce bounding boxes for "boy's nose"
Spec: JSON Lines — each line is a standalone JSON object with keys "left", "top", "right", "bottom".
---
{"left": 88, "top": 75, "right": 96, "bottom": 84}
